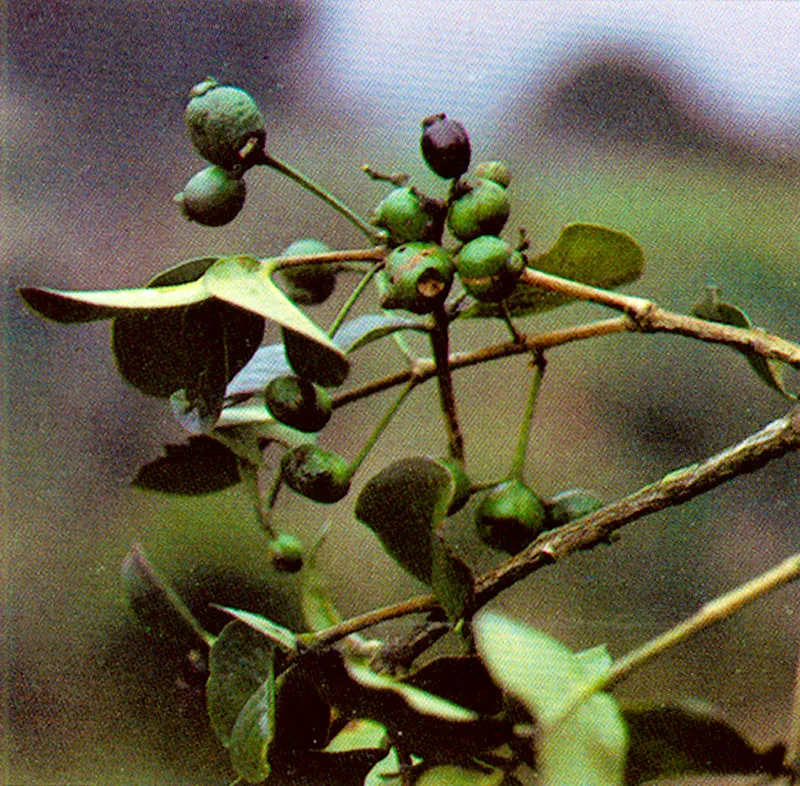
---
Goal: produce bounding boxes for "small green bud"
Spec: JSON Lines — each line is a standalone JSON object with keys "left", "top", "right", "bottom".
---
{"left": 185, "top": 79, "right": 266, "bottom": 171}
{"left": 281, "top": 444, "right": 351, "bottom": 504}
{"left": 446, "top": 178, "right": 510, "bottom": 242}
{"left": 175, "top": 165, "right": 246, "bottom": 226}
{"left": 455, "top": 235, "right": 525, "bottom": 302}
{"left": 475, "top": 479, "right": 546, "bottom": 554}
{"left": 268, "top": 534, "right": 305, "bottom": 573}
{"left": 265, "top": 375, "right": 332, "bottom": 433}
{"left": 380, "top": 242, "right": 455, "bottom": 314}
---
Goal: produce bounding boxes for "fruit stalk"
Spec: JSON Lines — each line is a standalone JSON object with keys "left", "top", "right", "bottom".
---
{"left": 509, "top": 354, "right": 545, "bottom": 480}
{"left": 263, "top": 153, "right": 387, "bottom": 245}
{"left": 430, "top": 306, "right": 465, "bottom": 462}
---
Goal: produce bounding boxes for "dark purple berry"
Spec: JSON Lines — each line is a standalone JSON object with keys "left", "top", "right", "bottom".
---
{"left": 420, "top": 113, "right": 471, "bottom": 179}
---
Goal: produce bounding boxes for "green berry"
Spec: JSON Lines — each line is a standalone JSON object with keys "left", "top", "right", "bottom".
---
{"left": 545, "top": 489, "right": 604, "bottom": 529}
{"left": 455, "top": 235, "right": 525, "bottom": 302}
{"left": 175, "top": 165, "right": 246, "bottom": 226}
{"left": 281, "top": 444, "right": 351, "bottom": 504}
{"left": 473, "top": 160, "right": 512, "bottom": 188}
{"left": 380, "top": 242, "right": 455, "bottom": 314}
{"left": 278, "top": 239, "right": 337, "bottom": 306}
{"left": 265, "top": 375, "right": 332, "bottom": 433}
{"left": 371, "top": 187, "right": 445, "bottom": 246}
{"left": 420, "top": 114, "right": 471, "bottom": 179}
{"left": 268, "top": 534, "right": 305, "bottom": 573}
{"left": 475, "top": 479, "right": 546, "bottom": 554}
{"left": 447, "top": 178, "right": 510, "bottom": 242}
{"left": 185, "top": 78, "right": 266, "bottom": 171}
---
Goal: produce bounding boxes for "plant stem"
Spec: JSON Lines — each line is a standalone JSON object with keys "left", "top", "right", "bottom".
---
{"left": 430, "top": 305, "right": 465, "bottom": 462}
{"left": 785, "top": 640, "right": 800, "bottom": 773}
{"left": 329, "top": 262, "right": 383, "bottom": 338}
{"left": 241, "top": 463, "right": 277, "bottom": 539}
{"left": 345, "top": 379, "right": 417, "bottom": 479}
{"left": 263, "top": 153, "right": 387, "bottom": 245}
{"left": 604, "top": 550, "right": 800, "bottom": 689}
{"left": 509, "top": 355, "right": 545, "bottom": 480}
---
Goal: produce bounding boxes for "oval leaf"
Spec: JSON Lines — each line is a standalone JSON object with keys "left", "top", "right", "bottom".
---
{"left": 212, "top": 605, "right": 298, "bottom": 652}
{"left": 132, "top": 435, "right": 241, "bottom": 495}
{"left": 207, "top": 620, "right": 276, "bottom": 747}
{"left": 229, "top": 671, "right": 276, "bottom": 783}
{"left": 354, "top": 457, "right": 455, "bottom": 584}
{"left": 431, "top": 535, "right": 474, "bottom": 622}
{"left": 332, "top": 314, "right": 428, "bottom": 354}
{"left": 465, "top": 224, "right": 643, "bottom": 318}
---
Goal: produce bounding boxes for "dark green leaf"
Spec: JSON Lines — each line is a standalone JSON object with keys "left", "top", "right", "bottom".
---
{"left": 354, "top": 457, "right": 455, "bottom": 584}
{"left": 624, "top": 702, "right": 786, "bottom": 785}
{"left": 282, "top": 327, "right": 350, "bottom": 388}
{"left": 271, "top": 664, "right": 332, "bottom": 753}
{"left": 119, "top": 542, "right": 210, "bottom": 643}
{"left": 268, "top": 749, "right": 387, "bottom": 786}
{"left": 229, "top": 668, "right": 276, "bottom": 783}
{"left": 431, "top": 535, "right": 474, "bottom": 622}
{"left": 464, "top": 224, "right": 643, "bottom": 318}
{"left": 132, "top": 435, "right": 241, "bottom": 495}
{"left": 207, "top": 620, "right": 276, "bottom": 747}
{"left": 692, "top": 286, "right": 796, "bottom": 399}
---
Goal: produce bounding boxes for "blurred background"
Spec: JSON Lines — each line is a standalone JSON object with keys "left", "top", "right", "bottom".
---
{"left": 3, "top": 1, "right": 800, "bottom": 783}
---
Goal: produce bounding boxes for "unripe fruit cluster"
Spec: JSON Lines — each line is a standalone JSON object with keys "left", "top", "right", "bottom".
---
{"left": 176, "top": 78, "right": 267, "bottom": 227}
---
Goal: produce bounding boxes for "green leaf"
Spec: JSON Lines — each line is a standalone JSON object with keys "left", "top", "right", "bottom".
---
{"left": 271, "top": 664, "right": 333, "bottom": 754}
{"left": 430, "top": 534, "right": 475, "bottom": 622}
{"left": 212, "top": 605, "right": 298, "bottom": 652}
{"left": 324, "top": 719, "right": 388, "bottom": 753}
{"left": 624, "top": 702, "right": 786, "bottom": 785}
{"left": 692, "top": 286, "right": 796, "bottom": 399}
{"left": 207, "top": 620, "right": 276, "bottom": 747}
{"left": 18, "top": 278, "right": 209, "bottom": 323}
{"left": 132, "top": 435, "right": 241, "bottom": 494}
{"left": 474, "top": 611, "right": 627, "bottom": 786}
{"left": 354, "top": 457, "right": 455, "bottom": 584}
{"left": 202, "top": 255, "right": 349, "bottom": 384}
{"left": 282, "top": 327, "right": 350, "bottom": 388}
{"left": 229, "top": 668, "right": 276, "bottom": 783}
{"left": 119, "top": 542, "right": 211, "bottom": 644}
{"left": 268, "top": 750, "right": 387, "bottom": 786}
{"left": 464, "top": 224, "right": 643, "bottom": 318}
{"left": 415, "top": 764, "right": 505, "bottom": 786}
{"left": 363, "top": 747, "right": 402, "bottom": 786}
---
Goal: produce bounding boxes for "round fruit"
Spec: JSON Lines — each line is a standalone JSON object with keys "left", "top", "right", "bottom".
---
{"left": 380, "top": 242, "right": 455, "bottom": 314}
{"left": 265, "top": 375, "right": 332, "bottom": 433}
{"left": 371, "top": 187, "right": 445, "bottom": 246}
{"left": 436, "top": 457, "right": 472, "bottom": 515}
{"left": 185, "top": 78, "right": 266, "bottom": 171}
{"left": 473, "top": 160, "right": 512, "bottom": 188}
{"left": 545, "top": 489, "right": 604, "bottom": 529}
{"left": 475, "top": 479, "right": 546, "bottom": 554}
{"left": 420, "top": 113, "right": 471, "bottom": 179}
{"left": 175, "top": 165, "right": 246, "bottom": 226}
{"left": 268, "top": 534, "right": 305, "bottom": 573}
{"left": 455, "top": 235, "right": 525, "bottom": 302}
{"left": 446, "top": 178, "right": 510, "bottom": 242}
{"left": 281, "top": 444, "right": 351, "bottom": 504}
{"left": 278, "top": 239, "right": 337, "bottom": 306}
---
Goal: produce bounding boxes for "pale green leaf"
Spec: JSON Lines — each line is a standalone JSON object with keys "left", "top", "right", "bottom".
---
{"left": 415, "top": 764, "right": 505, "bottom": 786}
{"left": 324, "top": 719, "right": 388, "bottom": 753}
{"left": 19, "top": 278, "right": 209, "bottom": 323}
{"left": 364, "top": 748, "right": 403, "bottom": 786}
{"left": 332, "top": 314, "right": 427, "bottom": 354}
{"left": 474, "top": 612, "right": 627, "bottom": 786}
{"left": 212, "top": 605, "right": 298, "bottom": 652}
